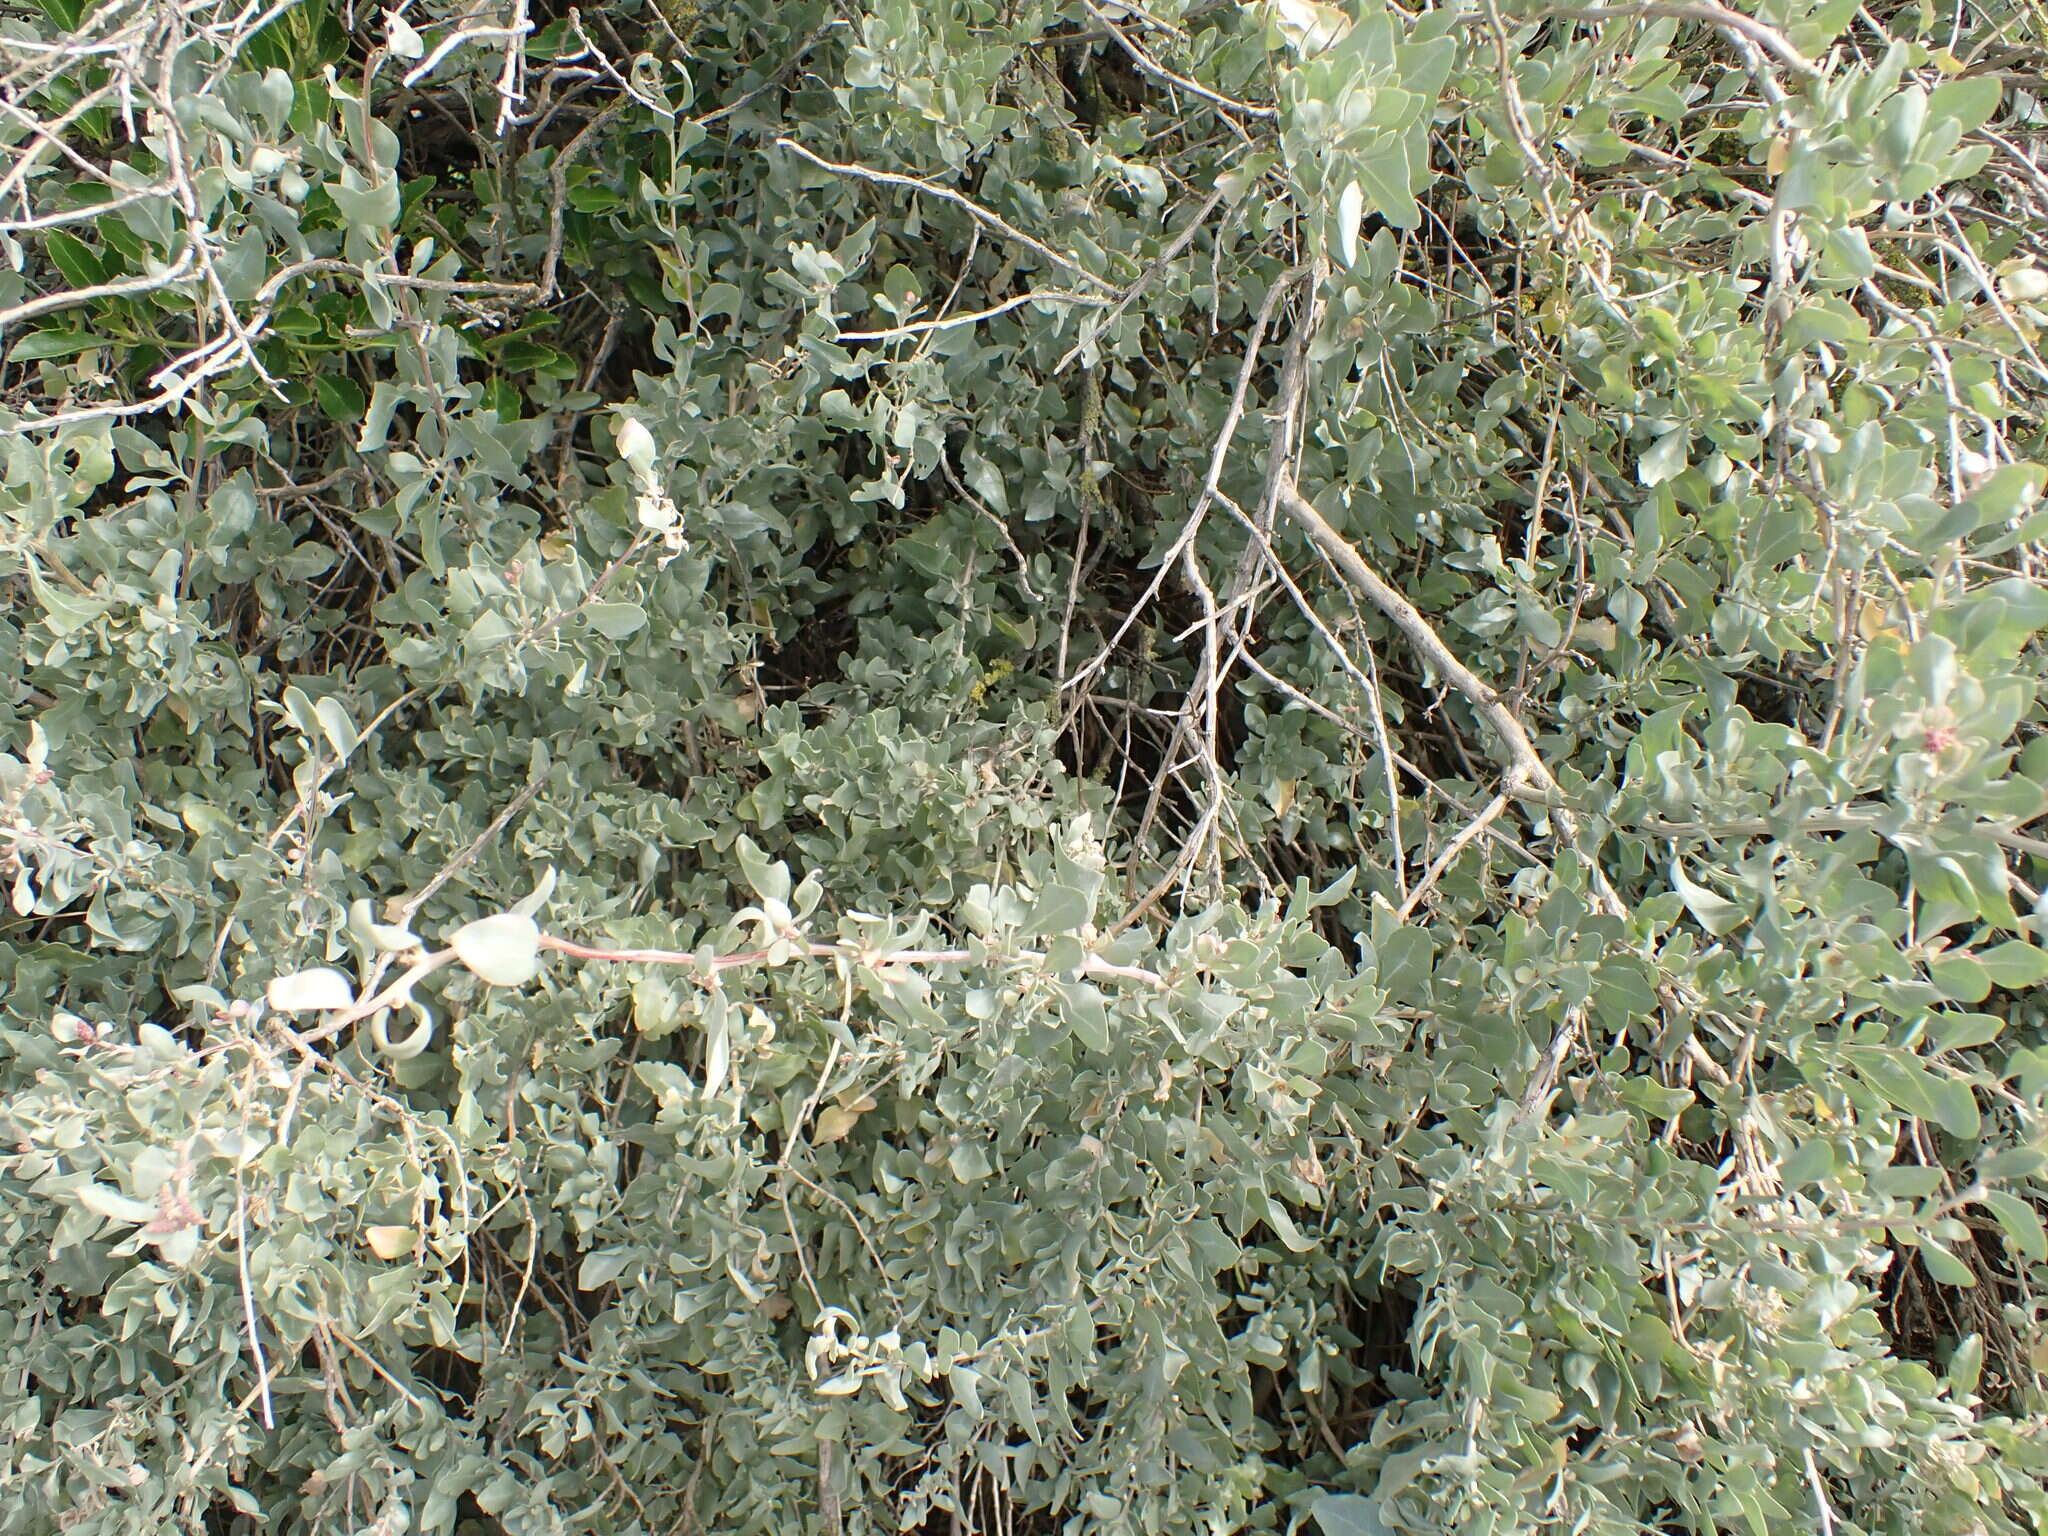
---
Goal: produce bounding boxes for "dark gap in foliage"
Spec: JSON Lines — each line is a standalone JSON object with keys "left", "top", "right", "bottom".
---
{"left": 413, "top": 1341, "right": 484, "bottom": 1415}
{"left": 387, "top": 92, "right": 492, "bottom": 199}
{"left": 1880, "top": 1213, "right": 2032, "bottom": 1413}
{"left": 1237, "top": 1276, "right": 1418, "bottom": 1470}
{"left": 756, "top": 588, "right": 860, "bottom": 705}
{"left": 582, "top": 308, "right": 666, "bottom": 399}
{"left": 1335, "top": 1278, "right": 1420, "bottom": 1420}
{"left": 443, "top": 1491, "right": 512, "bottom": 1536}
{"left": 1731, "top": 668, "right": 1807, "bottom": 733}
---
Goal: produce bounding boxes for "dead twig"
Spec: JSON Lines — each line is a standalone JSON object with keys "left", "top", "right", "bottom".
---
{"left": 777, "top": 137, "right": 1118, "bottom": 295}
{"left": 1274, "top": 477, "right": 1565, "bottom": 808}
{"left": 541, "top": 96, "right": 632, "bottom": 300}
{"left": 1055, "top": 180, "right": 1231, "bottom": 375}
{"left": 1063, "top": 266, "right": 1308, "bottom": 698}
{"left": 1544, "top": 1, "right": 1820, "bottom": 77}
{"left": 1394, "top": 792, "right": 1510, "bottom": 922}
{"left": 841, "top": 288, "right": 1109, "bottom": 343}
{"left": 1080, "top": 1, "right": 1275, "bottom": 124}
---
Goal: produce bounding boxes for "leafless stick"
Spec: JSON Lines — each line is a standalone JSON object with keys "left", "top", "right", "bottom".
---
{"left": 1482, "top": 0, "right": 1563, "bottom": 230}
{"left": 1275, "top": 477, "right": 1561, "bottom": 804}
{"left": 693, "top": 17, "right": 844, "bottom": 129}
{"left": 541, "top": 96, "right": 632, "bottom": 300}
{"left": 401, "top": 22, "right": 535, "bottom": 89}
{"left": 1057, "top": 181, "right": 1230, "bottom": 375}
{"left": 1684, "top": 1036, "right": 1731, "bottom": 1086}
{"left": 1056, "top": 442, "right": 1094, "bottom": 685}
{"left": 942, "top": 453, "right": 1040, "bottom": 602}
{"left": 1519, "top": 1004, "right": 1583, "bottom": 1114}
{"left": 1212, "top": 485, "right": 1412, "bottom": 891}
{"left": 1546, "top": 1, "right": 1820, "bottom": 76}
{"left": 396, "top": 773, "right": 549, "bottom": 928}
{"left": 1081, "top": 1, "right": 1275, "bottom": 122}
{"left": 327, "top": 1327, "right": 426, "bottom": 1409}
{"left": 1804, "top": 1447, "right": 1838, "bottom": 1536}
{"left": 0, "top": 185, "right": 168, "bottom": 234}
{"left": 1395, "top": 792, "right": 1509, "bottom": 922}
{"left": 1274, "top": 475, "right": 1633, "bottom": 1100}
{"left": 253, "top": 258, "right": 543, "bottom": 304}
{"left": 1179, "top": 541, "right": 1229, "bottom": 890}
{"left": 233, "top": 1167, "right": 275, "bottom": 1428}
{"left": 524, "top": 530, "right": 655, "bottom": 647}
{"left": 1063, "top": 266, "right": 1306, "bottom": 696}
{"left": 538, "top": 934, "right": 1170, "bottom": 988}
{"left": 840, "top": 288, "right": 1108, "bottom": 342}
{"left": 1026, "top": 0, "right": 1235, "bottom": 46}
{"left": 0, "top": 246, "right": 198, "bottom": 327}
{"left": 494, "top": 0, "right": 530, "bottom": 136}
{"left": 1636, "top": 807, "right": 2048, "bottom": 863}
{"left": 777, "top": 137, "right": 1118, "bottom": 294}
{"left": 819, "top": 1438, "right": 842, "bottom": 1536}
{"left": 1233, "top": 650, "right": 1539, "bottom": 865}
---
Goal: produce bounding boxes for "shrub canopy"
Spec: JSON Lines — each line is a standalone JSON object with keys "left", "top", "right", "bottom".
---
{"left": 4, "top": 1, "right": 2048, "bottom": 1534}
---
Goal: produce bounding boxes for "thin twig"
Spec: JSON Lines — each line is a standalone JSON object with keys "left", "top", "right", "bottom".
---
{"left": 1063, "top": 266, "right": 1307, "bottom": 697}
{"left": 400, "top": 22, "right": 535, "bottom": 89}
{"left": 395, "top": 774, "right": 549, "bottom": 928}
{"left": 942, "top": 452, "right": 1040, "bottom": 602}
{"left": 1804, "top": 1447, "right": 1838, "bottom": 1536}
{"left": 777, "top": 138, "right": 1118, "bottom": 294}
{"left": 1394, "top": 792, "right": 1509, "bottom": 922}
{"left": 1636, "top": 807, "right": 2048, "bottom": 862}
{"left": 0, "top": 245, "right": 198, "bottom": 328}
{"left": 840, "top": 288, "right": 1108, "bottom": 342}
{"left": 1274, "top": 477, "right": 1561, "bottom": 804}
{"left": 326, "top": 1326, "right": 426, "bottom": 1409}
{"left": 1080, "top": 1, "right": 1275, "bottom": 122}
{"left": 1519, "top": 1004, "right": 1585, "bottom": 1113}
{"left": 233, "top": 1164, "right": 275, "bottom": 1429}
{"left": 693, "top": 17, "right": 844, "bottom": 128}
{"left": 1056, "top": 179, "right": 1232, "bottom": 375}
{"left": 1545, "top": 1, "right": 1820, "bottom": 76}
{"left": 538, "top": 933, "right": 1170, "bottom": 988}
{"left": 541, "top": 96, "right": 631, "bottom": 300}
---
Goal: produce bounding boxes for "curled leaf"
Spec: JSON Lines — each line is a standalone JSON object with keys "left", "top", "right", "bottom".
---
{"left": 349, "top": 897, "right": 420, "bottom": 954}
{"left": 614, "top": 414, "right": 656, "bottom": 478}
{"left": 267, "top": 967, "right": 357, "bottom": 1013}
{"left": 813, "top": 1104, "right": 865, "bottom": 1144}
{"left": 372, "top": 999, "right": 435, "bottom": 1060}
{"left": 509, "top": 865, "right": 558, "bottom": 919}
{"left": 448, "top": 912, "right": 543, "bottom": 987}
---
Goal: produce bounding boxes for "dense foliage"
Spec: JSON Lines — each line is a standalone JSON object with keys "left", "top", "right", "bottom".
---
{"left": 5, "top": 0, "right": 2048, "bottom": 1532}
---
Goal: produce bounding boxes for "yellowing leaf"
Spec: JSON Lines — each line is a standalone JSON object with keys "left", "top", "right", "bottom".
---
{"left": 813, "top": 1100, "right": 872, "bottom": 1144}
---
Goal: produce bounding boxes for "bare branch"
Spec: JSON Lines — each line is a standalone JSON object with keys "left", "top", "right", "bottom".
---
{"left": 1542, "top": 1, "right": 1820, "bottom": 77}
{"left": 776, "top": 137, "right": 1119, "bottom": 295}
{"left": 1274, "top": 476, "right": 1564, "bottom": 804}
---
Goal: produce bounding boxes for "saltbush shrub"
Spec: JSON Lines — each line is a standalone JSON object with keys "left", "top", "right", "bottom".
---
{"left": 3, "top": 2, "right": 2048, "bottom": 1534}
